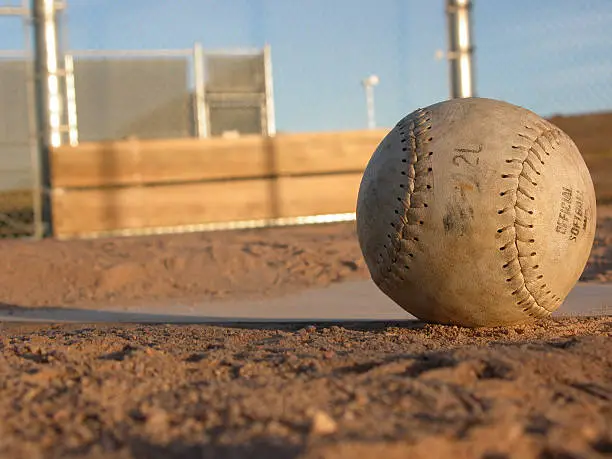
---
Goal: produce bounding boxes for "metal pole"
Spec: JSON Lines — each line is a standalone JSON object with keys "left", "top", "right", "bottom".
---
{"left": 20, "top": 0, "right": 43, "bottom": 239}
{"left": 64, "top": 53, "right": 79, "bottom": 145}
{"left": 361, "top": 75, "right": 379, "bottom": 130}
{"left": 31, "top": 0, "right": 62, "bottom": 237}
{"left": 446, "top": 0, "right": 475, "bottom": 98}
{"left": 193, "top": 42, "right": 208, "bottom": 138}
{"left": 263, "top": 43, "right": 276, "bottom": 137}
{"left": 366, "top": 85, "right": 376, "bottom": 129}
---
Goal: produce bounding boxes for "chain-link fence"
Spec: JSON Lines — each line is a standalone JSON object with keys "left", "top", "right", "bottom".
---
{"left": 62, "top": 47, "right": 275, "bottom": 142}
{"left": 1, "top": 1, "right": 611, "bottom": 238}
{"left": 0, "top": 1, "right": 275, "bottom": 239}
{"left": 203, "top": 48, "right": 274, "bottom": 137}
{"left": 0, "top": 4, "right": 39, "bottom": 239}
{"left": 0, "top": 59, "right": 36, "bottom": 238}
{"left": 67, "top": 50, "right": 196, "bottom": 142}
{"left": 472, "top": 1, "right": 612, "bottom": 117}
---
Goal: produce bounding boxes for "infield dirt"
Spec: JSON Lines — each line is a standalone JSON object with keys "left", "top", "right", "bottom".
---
{"left": 0, "top": 114, "right": 611, "bottom": 458}
{"left": 0, "top": 208, "right": 610, "bottom": 458}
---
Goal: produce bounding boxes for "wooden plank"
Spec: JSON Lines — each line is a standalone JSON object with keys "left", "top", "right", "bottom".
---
{"left": 51, "top": 173, "right": 364, "bottom": 237}
{"left": 51, "top": 179, "right": 275, "bottom": 236}
{"left": 50, "top": 129, "right": 388, "bottom": 188}
{"left": 548, "top": 113, "right": 612, "bottom": 157}
{"left": 49, "top": 153, "right": 612, "bottom": 237}
{"left": 583, "top": 154, "right": 612, "bottom": 204}
{"left": 51, "top": 135, "right": 270, "bottom": 188}
{"left": 278, "top": 173, "right": 362, "bottom": 217}
{"left": 273, "top": 129, "right": 388, "bottom": 175}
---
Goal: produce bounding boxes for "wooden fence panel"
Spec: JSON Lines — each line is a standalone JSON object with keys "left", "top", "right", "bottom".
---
{"left": 583, "top": 154, "right": 612, "bottom": 204}
{"left": 52, "top": 179, "right": 273, "bottom": 236}
{"left": 50, "top": 129, "right": 388, "bottom": 188}
{"left": 51, "top": 136, "right": 270, "bottom": 188}
{"left": 49, "top": 126, "right": 612, "bottom": 238}
{"left": 51, "top": 173, "right": 363, "bottom": 237}
{"left": 277, "top": 173, "right": 362, "bottom": 217}
{"left": 273, "top": 130, "right": 387, "bottom": 175}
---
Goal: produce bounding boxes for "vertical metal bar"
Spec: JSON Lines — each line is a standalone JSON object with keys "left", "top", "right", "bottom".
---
{"left": 34, "top": 0, "right": 63, "bottom": 147}
{"left": 365, "top": 84, "right": 376, "bottom": 129}
{"left": 193, "top": 42, "right": 208, "bottom": 138}
{"left": 21, "top": 0, "right": 43, "bottom": 239}
{"left": 263, "top": 43, "right": 276, "bottom": 137}
{"left": 64, "top": 53, "right": 79, "bottom": 145}
{"left": 32, "top": 0, "right": 61, "bottom": 237}
{"left": 361, "top": 75, "right": 379, "bottom": 130}
{"left": 446, "top": 0, "right": 475, "bottom": 99}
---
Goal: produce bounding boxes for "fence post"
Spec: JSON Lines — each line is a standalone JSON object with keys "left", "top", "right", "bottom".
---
{"left": 64, "top": 54, "right": 79, "bottom": 146}
{"left": 263, "top": 43, "right": 276, "bottom": 137}
{"left": 446, "top": 0, "right": 475, "bottom": 99}
{"left": 193, "top": 42, "right": 208, "bottom": 138}
{"left": 32, "top": 0, "right": 62, "bottom": 237}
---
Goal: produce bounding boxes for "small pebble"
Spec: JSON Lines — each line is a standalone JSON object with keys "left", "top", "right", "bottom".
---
{"left": 310, "top": 410, "right": 338, "bottom": 435}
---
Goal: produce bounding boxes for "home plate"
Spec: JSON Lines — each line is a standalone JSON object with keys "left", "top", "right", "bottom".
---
{"left": 0, "top": 280, "right": 610, "bottom": 324}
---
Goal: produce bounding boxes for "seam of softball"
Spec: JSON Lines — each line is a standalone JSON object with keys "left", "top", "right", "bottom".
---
{"left": 499, "top": 120, "right": 564, "bottom": 318}
{"left": 378, "top": 109, "right": 433, "bottom": 287}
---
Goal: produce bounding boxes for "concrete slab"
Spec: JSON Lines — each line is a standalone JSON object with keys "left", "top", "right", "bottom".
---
{"left": 0, "top": 280, "right": 610, "bottom": 324}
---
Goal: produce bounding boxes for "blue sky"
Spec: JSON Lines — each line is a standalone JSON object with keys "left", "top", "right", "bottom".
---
{"left": 2, "top": 0, "right": 611, "bottom": 132}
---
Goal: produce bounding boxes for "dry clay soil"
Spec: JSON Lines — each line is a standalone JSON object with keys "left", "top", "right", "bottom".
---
{"left": 1, "top": 105, "right": 612, "bottom": 458}
{"left": 0, "top": 208, "right": 610, "bottom": 459}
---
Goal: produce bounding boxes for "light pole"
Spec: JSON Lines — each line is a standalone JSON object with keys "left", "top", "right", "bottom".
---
{"left": 361, "top": 74, "right": 379, "bottom": 130}
{"left": 446, "top": 0, "right": 475, "bottom": 99}
{"left": 32, "top": 0, "right": 63, "bottom": 237}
